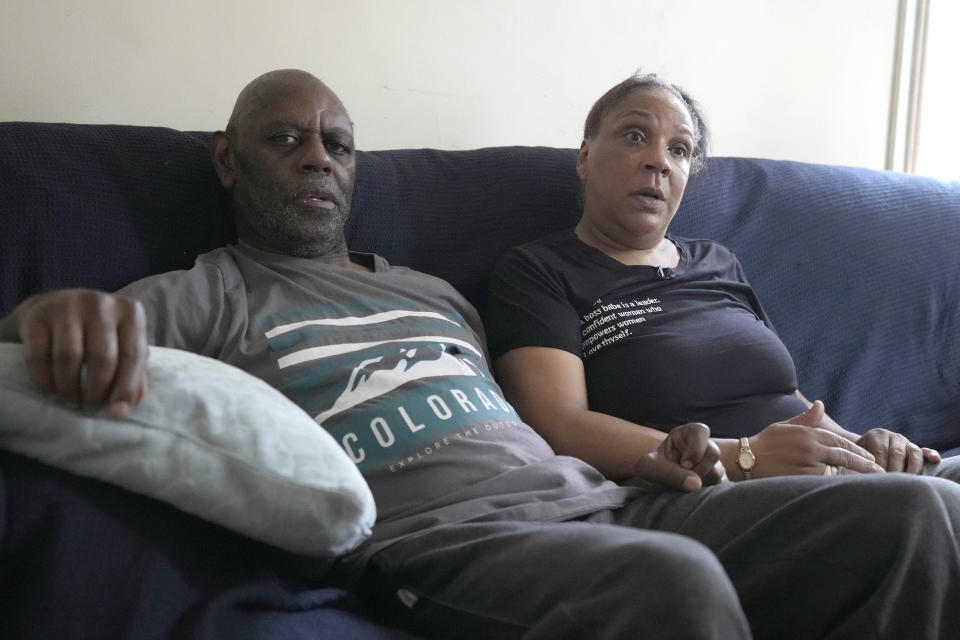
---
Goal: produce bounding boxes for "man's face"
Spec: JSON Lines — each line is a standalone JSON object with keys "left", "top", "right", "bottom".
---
{"left": 222, "top": 80, "right": 356, "bottom": 258}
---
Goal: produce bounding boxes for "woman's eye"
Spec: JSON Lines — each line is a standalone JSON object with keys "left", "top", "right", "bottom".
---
{"left": 671, "top": 146, "right": 690, "bottom": 158}
{"left": 626, "top": 131, "right": 645, "bottom": 144}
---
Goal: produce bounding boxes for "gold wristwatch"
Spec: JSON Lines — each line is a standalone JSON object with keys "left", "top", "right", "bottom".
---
{"left": 736, "top": 437, "right": 756, "bottom": 480}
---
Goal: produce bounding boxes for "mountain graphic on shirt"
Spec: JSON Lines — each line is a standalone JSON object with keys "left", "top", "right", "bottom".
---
{"left": 314, "top": 342, "right": 482, "bottom": 423}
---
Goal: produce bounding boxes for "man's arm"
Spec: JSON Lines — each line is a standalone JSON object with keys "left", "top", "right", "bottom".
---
{"left": 0, "top": 289, "right": 149, "bottom": 418}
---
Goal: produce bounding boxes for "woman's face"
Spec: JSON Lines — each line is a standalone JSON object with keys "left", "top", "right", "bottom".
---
{"left": 576, "top": 87, "right": 696, "bottom": 248}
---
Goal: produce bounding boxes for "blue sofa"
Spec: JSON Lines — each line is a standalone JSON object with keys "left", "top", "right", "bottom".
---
{"left": 1, "top": 122, "right": 959, "bottom": 637}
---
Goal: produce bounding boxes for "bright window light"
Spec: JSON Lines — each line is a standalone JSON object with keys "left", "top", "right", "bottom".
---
{"left": 914, "top": 0, "right": 960, "bottom": 181}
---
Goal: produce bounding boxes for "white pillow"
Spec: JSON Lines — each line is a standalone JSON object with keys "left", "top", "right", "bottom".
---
{"left": 0, "top": 342, "right": 375, "bottom": 557}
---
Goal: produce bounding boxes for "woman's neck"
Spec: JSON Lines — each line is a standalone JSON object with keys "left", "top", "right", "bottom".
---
{"left": 574, "top": 222, "right": 680, "bottom": 267}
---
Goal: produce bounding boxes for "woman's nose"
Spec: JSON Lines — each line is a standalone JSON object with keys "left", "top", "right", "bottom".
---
{"left": 642, "top": 146, "right": 671, "bottom": 176}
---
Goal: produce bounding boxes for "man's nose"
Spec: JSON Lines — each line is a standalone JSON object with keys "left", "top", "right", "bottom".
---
{"left": 299, "top": 135, "right": 333, "bottom": 173}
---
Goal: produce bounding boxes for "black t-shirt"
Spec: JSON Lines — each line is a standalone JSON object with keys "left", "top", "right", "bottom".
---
{"left": 486, "top": 230, "right": 808, "bottom": 438}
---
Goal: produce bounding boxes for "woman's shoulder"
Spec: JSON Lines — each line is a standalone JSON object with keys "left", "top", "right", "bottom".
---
{"left": 670, "top": 236, "right": 747, "bottom": 280}
{"left": 513, "top": 227, "right": 578, "bottom": 254}
{"left": 496, "top": 227, "right": 580, "bottom": 269}
{"left": 671, "top": 236, "right": 738, "bottom": 260}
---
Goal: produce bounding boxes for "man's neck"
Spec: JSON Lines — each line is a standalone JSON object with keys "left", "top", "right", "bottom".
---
{"left": 236, "top": 239, "right": 372, "bottom": 272}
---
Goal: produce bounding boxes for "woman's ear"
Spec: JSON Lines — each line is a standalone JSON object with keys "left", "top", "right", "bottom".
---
{"left": 210, "top": 131, "right": 236, "bottom": 189}
{"left": 576, "top": 139, "right": 589, "bottom": 182}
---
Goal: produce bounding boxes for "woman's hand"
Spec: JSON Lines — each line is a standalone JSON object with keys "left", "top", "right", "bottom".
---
{"left": 794, "top": 393, "right": 940, "bottom": 474}
{"left": 856, "top": 428, "right": 940, "bottom": 473}
{"left": 745, "top": 403, "right": 885, "bottom": 478}
{"left": 634, "top": 422, "right": 727, "bottom": 492}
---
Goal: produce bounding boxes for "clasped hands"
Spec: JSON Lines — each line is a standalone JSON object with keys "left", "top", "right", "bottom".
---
{"left": 748, "top": 400, "right": 938, "bottom": 478}
{"left": 634, "top": 400, "right": 940, "bottom": 492}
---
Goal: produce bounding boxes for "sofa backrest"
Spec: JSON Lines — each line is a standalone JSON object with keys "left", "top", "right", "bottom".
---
{"left": 673, "top": 158, "right": 960, "bottom": 454}
{"left": 2, "top": 122, "right": 958, "bottom": 452}
{"left": 0, "top": 124, "right": 233, "bottom": 310}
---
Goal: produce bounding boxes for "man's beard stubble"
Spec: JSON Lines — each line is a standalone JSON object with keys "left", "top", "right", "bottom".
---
{"left": 233, "top": 163, "right": 353, "bottom": 259}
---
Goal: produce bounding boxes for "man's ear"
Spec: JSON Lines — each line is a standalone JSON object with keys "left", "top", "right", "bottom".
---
{"left": 211, "top": 131, "right": 236, "bottom": 189}
{"left": 576, "top": 139, "right": 589, "bottom": 182}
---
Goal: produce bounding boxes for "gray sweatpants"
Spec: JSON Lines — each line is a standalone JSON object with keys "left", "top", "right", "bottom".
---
{"left": 925, "top": 455, "right": 960, "bottom": 481}
{"left": 367, "top": 470, "right": 960, "bottom": 639}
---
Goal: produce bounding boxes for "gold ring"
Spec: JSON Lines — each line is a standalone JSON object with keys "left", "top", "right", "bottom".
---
{"left": 823, "top": 464, "right": 838, "bottom": 476}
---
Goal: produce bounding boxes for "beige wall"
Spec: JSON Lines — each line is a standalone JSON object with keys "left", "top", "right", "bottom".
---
{"left": 1, "top": 0, "right": 898, "bottom": 168}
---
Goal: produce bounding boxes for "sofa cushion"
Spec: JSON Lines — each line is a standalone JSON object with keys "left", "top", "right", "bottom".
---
{"left": 351, "top": 148, "right": 960, "bottom": 452}
{"left": 0, "top": 343, "right": 376, "bottom": 556}
{"left": 1, "top": 121, "right": 957, "bottom": 453}
{"left": 0, "top": 450, "right": 412, "bottom": 640}
{"left": 350, "top": 146, "right": 582, "bottom": 312}
{"left": 671, "top": 159, "right": 960, "bottom": 453}
{"left": 0, "top": 123, "right": 234, "bottom": 315}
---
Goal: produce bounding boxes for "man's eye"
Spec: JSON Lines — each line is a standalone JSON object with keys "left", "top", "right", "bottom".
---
{"left": 272, "top": 134, "right": 298, "bottom": 145}
{"left": 325, "top": 140, "right": 353, "bottom": 155}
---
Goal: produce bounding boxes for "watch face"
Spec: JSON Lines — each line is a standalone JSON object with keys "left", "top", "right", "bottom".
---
{"left": 738, "top": 451, "right": 755, "bottom": 470}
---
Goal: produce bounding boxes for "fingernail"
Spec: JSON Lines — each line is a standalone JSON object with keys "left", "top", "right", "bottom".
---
{"left": 682, "top": 476, "right": 700, "bottom": 492}
{"left": 108, "top": 401, "right": 131, "bottom": 419}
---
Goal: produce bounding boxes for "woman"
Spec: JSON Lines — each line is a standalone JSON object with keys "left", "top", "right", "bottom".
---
{"left": 486, "top": 72, "right": 957, "bottom": 488}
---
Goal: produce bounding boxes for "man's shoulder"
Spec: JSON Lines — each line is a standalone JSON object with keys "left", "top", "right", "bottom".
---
{"left": 368, "top": 254, "right": 460, "bottom": 292}
{"left": 118, "top": 246, "right": 236, "bottom": 296}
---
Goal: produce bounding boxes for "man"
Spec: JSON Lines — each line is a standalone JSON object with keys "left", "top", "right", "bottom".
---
{"left": 2, "top": 69, "right": 960, "bottom": 639}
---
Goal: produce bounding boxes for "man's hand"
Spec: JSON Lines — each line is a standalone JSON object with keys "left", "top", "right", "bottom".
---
{"left": 633, "top": 423, "right": 727, "bottom": 492}
{"left": 856, "top": 428, "right": 940, "bottom": 473}
{"left": 750, "top": 402, "right": 885, "bottom": 477}
{"left": 5, "top": 289, "right": 149, "bottom": 418}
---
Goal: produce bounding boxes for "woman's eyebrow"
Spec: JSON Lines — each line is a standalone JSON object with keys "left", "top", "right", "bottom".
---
{"left": 615, "top": 109, "right": 694, "bottom": 136}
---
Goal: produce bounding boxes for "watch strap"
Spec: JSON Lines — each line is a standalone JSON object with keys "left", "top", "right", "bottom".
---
{"left": 738, "top": 437, "right": 755, "bottom": 480}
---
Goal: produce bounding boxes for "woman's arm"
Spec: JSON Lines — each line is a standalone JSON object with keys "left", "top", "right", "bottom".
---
{"left": 496, "top": 346, "right": 885, "bottom": 482}
{"left": 730, "top": 402, "right": 883, "bottom": 478}
{"left": 496, "top": 345, "right": 724, "bottom": 486}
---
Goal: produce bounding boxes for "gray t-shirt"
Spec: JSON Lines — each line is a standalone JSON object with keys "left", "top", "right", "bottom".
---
{"left": 120, "top": 243, "right": 637, "bottom": 561}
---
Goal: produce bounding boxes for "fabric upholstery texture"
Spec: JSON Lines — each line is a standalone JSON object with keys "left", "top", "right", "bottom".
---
{"left": 0, "top": 343, "right": 376, "bottom": 556}
{"left": 0, "top": 124, "right": 234, "bottom": 310}
{"left": 352, "top": 148, "right": 960, "bottom": 455}
{"left": 1, "top": 121, "right": 958, "bottom": 454}
{"left": 0, "top": 449, "right": 414, "bottom": 639}
{"left": 1, "top": 119, "right": 958, "bottom": 640}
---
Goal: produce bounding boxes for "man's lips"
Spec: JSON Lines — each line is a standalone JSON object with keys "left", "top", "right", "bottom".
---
{"left": 296, "top": 189, "right": 339, "bottom": 209}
